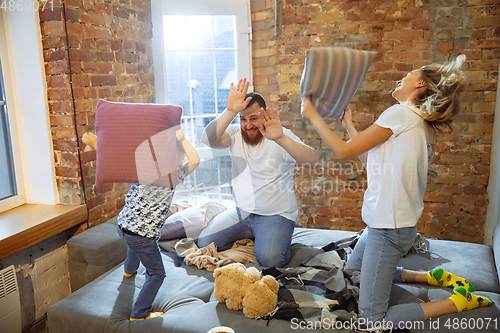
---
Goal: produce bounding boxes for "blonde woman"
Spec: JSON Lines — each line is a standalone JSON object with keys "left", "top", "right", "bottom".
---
{"left": 302, "top": 55, "right": 492, "bottom": 330}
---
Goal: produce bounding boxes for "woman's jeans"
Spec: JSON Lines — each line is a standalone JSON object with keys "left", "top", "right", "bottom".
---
{"left": 117, "top": 225, "right": 166, "bottom": 319}
{"left": 346, "top": 225, "right": 426, "bottom": 328}
{"left": 197, "top": 206, "right": 295, "bottom": 267}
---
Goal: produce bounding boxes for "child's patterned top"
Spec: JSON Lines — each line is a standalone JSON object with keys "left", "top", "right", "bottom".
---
{"left": 117, "top": 167, "right": 185, "bottom": 241}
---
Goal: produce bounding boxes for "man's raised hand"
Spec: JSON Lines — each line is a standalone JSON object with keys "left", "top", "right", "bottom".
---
{"left": 258, "top": 107, "right": 283, "bottom": 141}
{"left": 227, "top": 78, "right": 252, "bottom": 113}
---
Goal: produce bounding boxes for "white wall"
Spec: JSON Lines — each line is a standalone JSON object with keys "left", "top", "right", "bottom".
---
{"left": 484, "top": 58, "right": 500, "bottom": 246}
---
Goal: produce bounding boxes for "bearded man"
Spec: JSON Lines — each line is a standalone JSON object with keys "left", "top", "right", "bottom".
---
{"left": 198, "top": 78, "right": 319, "bottom": 267}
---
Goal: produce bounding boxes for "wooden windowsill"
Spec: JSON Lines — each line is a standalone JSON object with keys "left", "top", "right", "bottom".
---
{"left": 0, "top": 204, "right": 88, "bottom": 260}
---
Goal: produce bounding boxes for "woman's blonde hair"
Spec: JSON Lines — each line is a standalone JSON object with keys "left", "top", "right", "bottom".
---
{"left": 416, "top": 55, "right": 467, "bottom": 131}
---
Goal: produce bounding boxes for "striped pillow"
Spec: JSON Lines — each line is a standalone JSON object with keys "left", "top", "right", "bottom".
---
{"left": 204, "top": 202, "right": 227, "bottom": 227}
{"left": 300, "top": 47, "right": 377, "bottom": 118}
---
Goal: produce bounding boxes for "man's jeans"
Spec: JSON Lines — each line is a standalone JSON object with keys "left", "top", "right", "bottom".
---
{"left": 346, "top": 225, "right": 426, "bottom": 327}
{"left": 117, "top": 225, "right": 166, "bottom": 319}
{"left": 197, "top": 206, "right": 295, "bottom": 267}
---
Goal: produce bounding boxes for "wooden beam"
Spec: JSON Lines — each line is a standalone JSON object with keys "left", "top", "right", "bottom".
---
{"left": 0, "top": 204, "right": 88, "bottom": 260}
{"left": 276, "top": 0, "right": 283, "bottom": 39}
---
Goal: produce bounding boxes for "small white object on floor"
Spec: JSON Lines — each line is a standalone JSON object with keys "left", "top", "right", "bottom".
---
{"left": 207, "top": 326, "right": 234, "bottom": 333}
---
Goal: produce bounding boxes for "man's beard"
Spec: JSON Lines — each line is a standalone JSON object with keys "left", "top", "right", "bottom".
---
{"left": 241, "top": 127, "right": 263, "bottom": 146}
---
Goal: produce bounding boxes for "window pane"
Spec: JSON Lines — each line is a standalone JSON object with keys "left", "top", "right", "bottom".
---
{"left": 180, "top": 118, "right": 191, "bottom": 139}
{"left": 195, "top": 158, "right": 220, "bottom": 188}
{"left": 190, "top": 50, "right": 215, "bottom": 115}
{"left": 180, "top": 112, "right": 232, "bottom": 144}
{"left": 181, "top": 116, "right": 215, "bottom": 148}
{"left": 186, "top": 16, "right": 213, "bottom": 50}
{"left": 195, "top": 116, "right": 215, "bottom": 147}
{"left": 164, "top": 16, "right": 188, "bottom": 50}
{"left": 165, "top": 51, "right": 191, "bottom": 116}
{"left": 215, "top": 50, "right": 236, "bottom": 114}
{"left": 218, "top": 155, "right": 233, "bottom": 186}
{"left": 214, "top": 15, "right": 236, "bottom": 49}
{"left": 173, "top": 156, "right": 234, "bottom": 205}
{"left": 0, "top": 59, "right": 17, "bottom": 201}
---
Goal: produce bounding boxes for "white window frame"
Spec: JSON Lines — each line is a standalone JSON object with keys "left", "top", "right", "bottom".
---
{"left": 0, "top": 10, "right": 57, "bottom": 213}
{"left": 150, "top": 0, "right": 252, "bottom": 206}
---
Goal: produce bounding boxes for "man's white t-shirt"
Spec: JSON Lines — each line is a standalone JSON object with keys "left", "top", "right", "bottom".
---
{"left": 362, "top": 104, "right": 435, "bottom": 229}
{"left": 226, "top": 124, "right": 305, "bottom": 221}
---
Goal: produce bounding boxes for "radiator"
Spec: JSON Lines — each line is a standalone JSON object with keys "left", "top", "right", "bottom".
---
{"left": 0, "top": 265, "right": 21, "bottom": 333}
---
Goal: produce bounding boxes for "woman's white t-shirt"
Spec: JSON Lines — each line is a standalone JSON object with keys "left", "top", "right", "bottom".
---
{"left": 362, "top": 104, "right": 435, "bottom": 229}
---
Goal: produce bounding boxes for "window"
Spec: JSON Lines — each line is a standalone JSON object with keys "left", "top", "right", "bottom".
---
{"left": 163, "top": 14, "right": 239, "bottom": 148}
{"left": 0, "top": 57, "right": 17, "bottom": 202}
{"left": 151, "top": 0, "right": 252, "bottom": 206}
{"left": 0, "top": 12, "right": 25, "bottom": 212}
{"left": 0, "top": 10, "right": 57, "bottom": 213}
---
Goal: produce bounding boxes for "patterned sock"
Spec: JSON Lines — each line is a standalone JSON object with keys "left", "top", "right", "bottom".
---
{"left": 449, "top": 286, "right": 492, "bottom": 312}
{"left": 130, "top": 312, "right": 163, "bottom": 321}
{"left": 427, "top": 268, "right": 476, "bottom": 291}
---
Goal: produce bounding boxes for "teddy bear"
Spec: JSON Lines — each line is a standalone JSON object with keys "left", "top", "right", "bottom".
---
{"left": 213, "top": 263, "right": 279, "bottom": 319}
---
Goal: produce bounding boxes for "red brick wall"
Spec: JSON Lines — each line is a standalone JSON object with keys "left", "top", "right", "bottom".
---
{"left": 250, "top": 0, "right": 499, "bottom": 243}
{"left": 39, "top": 0, "right": 154, "bottom": 228}
{"left": 37, "top": 0, "right": 498, "bottom": 242}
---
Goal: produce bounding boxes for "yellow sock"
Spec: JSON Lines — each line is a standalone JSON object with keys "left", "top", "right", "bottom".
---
{"left": 124, "top": 271, "right": 134, "bottom": 278}
{"left": 427, "top": 268, "right": 476, "bottom": 291}
{"left": 130, "top": 312, "right": 163, "bottom": 321}
{"left": 449, "top": 287, "right": 492, "bottom": 312}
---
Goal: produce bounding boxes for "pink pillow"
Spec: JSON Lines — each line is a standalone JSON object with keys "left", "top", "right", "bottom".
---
{"left": 94, "top": 99, "right": 182, "bottom": 187}
{"left": 300, "top": 47, "right": 377, "bottom": 118}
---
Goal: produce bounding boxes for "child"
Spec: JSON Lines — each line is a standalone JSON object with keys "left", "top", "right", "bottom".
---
{"left": 301, "top": 55, "right": 492, "bottom": 329}
{"left": 82, "top": 128, "right": 199, "bottom": 321}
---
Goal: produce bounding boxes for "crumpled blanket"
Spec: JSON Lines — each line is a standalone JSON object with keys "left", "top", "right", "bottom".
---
{"left": 260, "top": 235, "right": 361, "bottom": 328}
{"left": 175, "top": 238, "right": 258, "bottom": 272}
{"left": 258, "top": 230, "right": 427, "bottom": 328}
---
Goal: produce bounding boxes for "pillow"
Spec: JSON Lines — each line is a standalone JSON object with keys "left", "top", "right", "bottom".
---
{"left": 300, "top": 47, "right": 377, "bottom": 118}
{"left": 204, "top": 202, "right": 227, "bottom": 226}
{"left": 94, "top": 99, "right": 182, "bottom": 187}
{"left": 160, "top": 202, "right": 227, "bottom": 241}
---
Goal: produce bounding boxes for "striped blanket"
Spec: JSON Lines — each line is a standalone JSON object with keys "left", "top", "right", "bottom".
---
{"left": 261, "top": 235, "right": 361, "bottom": 327}
{"left": 260, "top": 231, "right": 427, "bottom": 329}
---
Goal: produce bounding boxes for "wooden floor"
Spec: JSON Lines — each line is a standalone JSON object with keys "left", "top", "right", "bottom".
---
{"left": 23, "top": 316, "right": 46, "bottom": 333}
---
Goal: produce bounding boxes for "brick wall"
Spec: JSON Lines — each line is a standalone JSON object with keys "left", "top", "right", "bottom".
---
{"left": 250, "top": 0, "right": 499, "bottom": 243}
{"left": 37, "top": 0, "right": 497, "bottom": 242}
{"left": 39, "top": 0, "right": 154, "bottom": 228}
